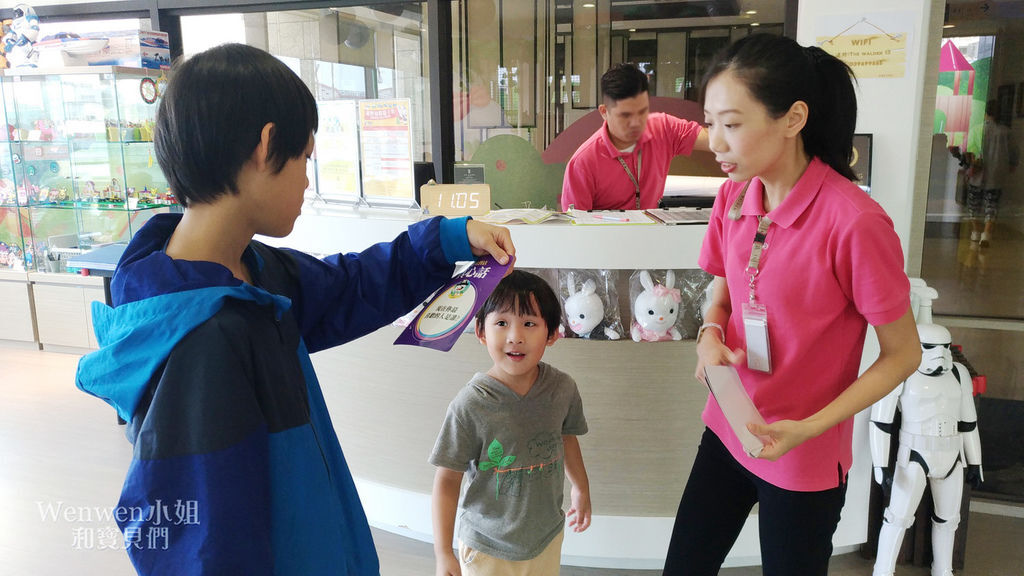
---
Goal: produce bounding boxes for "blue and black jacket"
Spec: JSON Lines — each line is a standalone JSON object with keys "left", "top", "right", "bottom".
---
{"left": 76, "top": 212, "right": 473, "bottom": 575}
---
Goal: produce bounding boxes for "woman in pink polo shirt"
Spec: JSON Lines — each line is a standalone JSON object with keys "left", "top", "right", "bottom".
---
{"left": 662, "top": 34, "right": 922, "bottom": 576}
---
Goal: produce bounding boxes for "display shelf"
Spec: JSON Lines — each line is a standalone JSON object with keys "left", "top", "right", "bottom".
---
{"left": 3, "top": 66, "right": 174, "bottom": 273}
{"left": 0, "top": 75, "right": 26, "bottom": 272}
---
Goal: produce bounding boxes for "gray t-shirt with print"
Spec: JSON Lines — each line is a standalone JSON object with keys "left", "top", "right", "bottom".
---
{"left": 429, "top": 362, "right": 588, "bottom": 561}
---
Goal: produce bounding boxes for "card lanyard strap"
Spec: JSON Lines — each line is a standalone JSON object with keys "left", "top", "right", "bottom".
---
{"left": 727, "top": 180, "right": 772, "bottom": 302}
{"left": 746, "top": 216, "right": 773, "bottom": 302}
{"left": 617, "top": 149, "right": 642, "bottom": 209}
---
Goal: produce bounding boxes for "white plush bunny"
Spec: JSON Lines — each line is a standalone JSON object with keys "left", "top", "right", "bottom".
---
{"left": 631, "top": 270, "right": 682, "bottom": 342}
{"left": 563, "top": 272, "right": 620, "bottom": 340}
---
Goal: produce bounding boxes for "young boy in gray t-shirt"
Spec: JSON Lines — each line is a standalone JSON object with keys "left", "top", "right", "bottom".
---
{"left": 430, "top": 270, "right": 591, "bottom": 575}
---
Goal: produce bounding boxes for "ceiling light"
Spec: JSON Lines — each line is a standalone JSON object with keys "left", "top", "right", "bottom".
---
{"left": 745, "top": 10, "right": 758, "bottom": 15}
{"left": 629, "top": 28, "right": 636, "bottom": 32}
{"left": 582, "top": 3, "right": 595, "bottom": 7}
{"left": 750, "top": 22, "right": 760, "bottom": 27}
{"left": 943, "top": 23, "right": 955, "bottom": 28}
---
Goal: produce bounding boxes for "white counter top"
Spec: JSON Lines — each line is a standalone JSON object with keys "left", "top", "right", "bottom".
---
{"left": 261, "top": 207, "right": 708, "bottom": 270}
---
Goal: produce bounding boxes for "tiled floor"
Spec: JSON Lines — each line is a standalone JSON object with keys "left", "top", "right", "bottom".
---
{"left": 2, "top": 346, "right": 1023, "bottom": 575}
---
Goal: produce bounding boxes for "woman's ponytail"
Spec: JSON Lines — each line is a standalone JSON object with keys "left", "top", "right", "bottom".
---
{"left": 802, "top": 46, "right": 858, "bottom": 181}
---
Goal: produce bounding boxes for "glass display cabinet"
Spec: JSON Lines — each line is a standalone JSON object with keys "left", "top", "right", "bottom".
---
{"left": 0, "top": 76, "right": 27, "bottom": 271}
{"left": 4, "top": 66, "right": 175, "bottom": 273}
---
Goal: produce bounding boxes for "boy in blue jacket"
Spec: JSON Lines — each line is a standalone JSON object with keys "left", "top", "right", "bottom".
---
{"left": 75, "top": 43, "right": 514, "bottom": 575}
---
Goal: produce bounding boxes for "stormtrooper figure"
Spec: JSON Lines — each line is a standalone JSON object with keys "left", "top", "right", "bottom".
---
{"left": 2, "top": 4, "right": 39, "bottom": 68}
{"left": 870, "top": 323, "right": 983, "bottom": 576}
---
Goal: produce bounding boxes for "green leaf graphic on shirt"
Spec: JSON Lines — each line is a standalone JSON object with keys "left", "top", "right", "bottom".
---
{"left": 479, "top": 439, "right": 516, "bottom": 499}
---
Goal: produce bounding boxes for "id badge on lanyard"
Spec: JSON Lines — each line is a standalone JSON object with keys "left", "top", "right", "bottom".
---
{"left": 742, "top": 209, "right": 773, "bottom": 373}
{"left": 742, "top": 300, "right": 771, "bottom": 373}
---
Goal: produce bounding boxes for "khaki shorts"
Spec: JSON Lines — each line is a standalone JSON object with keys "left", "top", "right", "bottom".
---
{"left": 458, "top": 530, "right": 564, "bottom": 576}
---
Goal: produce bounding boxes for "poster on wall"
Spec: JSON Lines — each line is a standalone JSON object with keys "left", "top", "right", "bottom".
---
{"left": 815, "top": 13, "right": 914, "bottom": 79}
{"left": 358, "top": 99, "right": 416, "bottom": 206}
{"left": 314, "top": 100, "right": 362, "bottom": 204}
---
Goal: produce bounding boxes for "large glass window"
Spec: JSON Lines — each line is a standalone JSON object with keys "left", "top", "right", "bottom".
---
{"left": 451, "top": 0, "right": 782, "bottom": 211}
{"left": 181, "top": 4, "right": 431, "bottom": 207}
{"left": 920, "top": 9, "right": 1024, "bottom": 502}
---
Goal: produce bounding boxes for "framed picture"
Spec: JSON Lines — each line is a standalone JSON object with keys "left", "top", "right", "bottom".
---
{"left": 1017, "top": 82, "right": 1024, "bottom": 118}
{"left": 851, "top": 133, "right": 873, "bottom": 193}
{"left": 997, "top": 84, "right": 1014, "bottom": 126}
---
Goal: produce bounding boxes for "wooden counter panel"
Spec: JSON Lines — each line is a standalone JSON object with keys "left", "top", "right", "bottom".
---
{"left": 312, "top": 326, "right": 707, "bottom": 517}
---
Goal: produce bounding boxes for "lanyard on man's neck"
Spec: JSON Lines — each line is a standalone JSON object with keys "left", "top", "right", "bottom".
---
{"left": 617, "top": 149, "right": 642, "bottom": 209}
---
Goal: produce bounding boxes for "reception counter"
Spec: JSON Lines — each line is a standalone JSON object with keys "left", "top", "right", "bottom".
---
{"left": 262, "top": 207, "right": 877, "bottom": 569}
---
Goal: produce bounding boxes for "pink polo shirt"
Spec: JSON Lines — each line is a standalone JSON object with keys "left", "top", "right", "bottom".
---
{"left": 698, "top": 157, "right": 910, "bottom": 492}
{"left": 560, "top": 113, "right": 702, "bottom": 211}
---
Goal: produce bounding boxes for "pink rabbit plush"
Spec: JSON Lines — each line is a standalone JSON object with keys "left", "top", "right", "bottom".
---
{"left": 630, "top": 270, "right": 682, "bottom": 342}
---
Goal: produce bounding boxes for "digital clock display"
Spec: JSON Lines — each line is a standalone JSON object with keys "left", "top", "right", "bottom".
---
{"left": 419, "top": 184, "right": 491, "bottom": 217}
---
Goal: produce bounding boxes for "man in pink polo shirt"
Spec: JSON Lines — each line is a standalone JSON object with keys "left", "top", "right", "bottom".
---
{"left": 560, "top": 63, "right": 709, "bottom": 211}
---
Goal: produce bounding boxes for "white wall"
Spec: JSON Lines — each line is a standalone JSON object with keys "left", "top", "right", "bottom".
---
{"left": 798, "top": 0, "right": 944, "bottom": 277}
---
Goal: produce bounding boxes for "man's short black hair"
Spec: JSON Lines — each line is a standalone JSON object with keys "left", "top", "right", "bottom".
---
{"left": 475, "top": 270, "right": 562, "bottom": 338}
{"left": 154, "top": 43, "right": 318, "bottom": 207}
{"left": 601, "top": 63, "right": 649, "bottom": 103}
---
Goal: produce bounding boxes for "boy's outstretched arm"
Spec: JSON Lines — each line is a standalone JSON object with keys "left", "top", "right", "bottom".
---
{"left": 465, "top": 219, "right": 515, "bottom": 266}
{"left": 432, "top": 467, "right": 465, "bottom": 576}
{"left": 563, "top": 435, "right": 591, "bottom": 533}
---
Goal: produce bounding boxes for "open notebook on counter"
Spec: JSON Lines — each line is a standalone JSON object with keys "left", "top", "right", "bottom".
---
{"left": 476, "top": 209, "right": 571, "bottom": 224}
{"left": 566, "top": 209, "right": 656, "bottom": 225}
{"left": 644, "top": 207, "right": 711, "bottom": 225}
{"left": 477, "top": 209, "right": 657, "bottom": 225}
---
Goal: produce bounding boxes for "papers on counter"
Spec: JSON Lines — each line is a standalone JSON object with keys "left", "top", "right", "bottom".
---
{"left": 644, "top": 207, "right": 711, "bottom": 225}
{"left": 567, "top": 209, "right": 655, "bottom": 225}
{"left": 477, "top": 208, "right": 705, "bottom": 226}
{"left": 475, "top": 209, "right": 572, "bottom": 224}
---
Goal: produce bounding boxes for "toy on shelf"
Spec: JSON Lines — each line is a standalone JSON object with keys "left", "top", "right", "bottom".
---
{"left": 560, "top": 270, "right": 620, "bottom": 340}
{"left": 869, "top": 286, "right": 983, "bottom": 576}
{"left": 1, "top": 4, "right": 39, "bottom": 68}
{"left": 630, "top": 269, "right": 682, "bottom": 342}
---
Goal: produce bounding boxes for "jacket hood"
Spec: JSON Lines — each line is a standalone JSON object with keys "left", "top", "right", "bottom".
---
{"left": 75, "top": 213, "right": 291, "bottom": 423}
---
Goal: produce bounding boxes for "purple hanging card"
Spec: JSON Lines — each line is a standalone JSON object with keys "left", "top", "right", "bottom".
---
{"left": 394, "top": 254, "right": 513, "bottom": 351}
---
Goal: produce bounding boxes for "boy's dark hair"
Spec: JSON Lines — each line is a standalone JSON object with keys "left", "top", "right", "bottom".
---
{"left": 601, "top": 63, "right": 649, "bottom": 104}
{"left": 701, "top": 33, "right": 858, "bottom": 181}
{"left": 154, "top": 43, "right": 318, "bottom": 207}
{"left": 475, "top": 270, "right": 561, "bottom": 338}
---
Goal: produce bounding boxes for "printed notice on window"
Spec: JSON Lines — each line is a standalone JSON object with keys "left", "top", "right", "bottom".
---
{"left": 358, "top": 99, "right": 415, "bottom": 203}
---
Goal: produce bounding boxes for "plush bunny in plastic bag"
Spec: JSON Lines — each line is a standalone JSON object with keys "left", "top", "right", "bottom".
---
{"left": 562, "top": 271, "right": 620, "bottom": 340}
{"left": 630, "top": 270, "right": 682, "bottom": 342}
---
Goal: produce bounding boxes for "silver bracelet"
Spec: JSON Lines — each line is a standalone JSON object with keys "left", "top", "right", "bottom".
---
{"left": 697, "top": 322, "right": 725, "bottom": 343}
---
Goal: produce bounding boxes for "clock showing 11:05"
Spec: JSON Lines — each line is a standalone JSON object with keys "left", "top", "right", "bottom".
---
{"left": 418, "top": 184, "right": 491, "bottom": 217}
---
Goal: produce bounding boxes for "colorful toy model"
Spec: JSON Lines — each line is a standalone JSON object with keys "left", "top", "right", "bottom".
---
{"left": 1, "top": 4, "right": 40, "bottom": 68}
